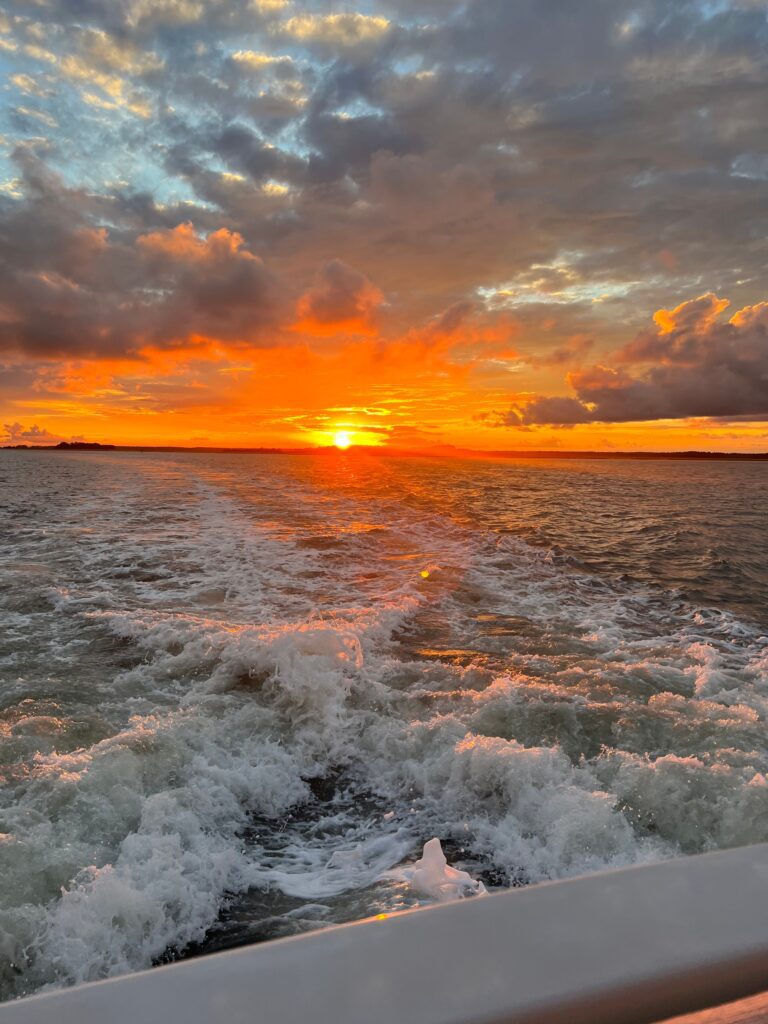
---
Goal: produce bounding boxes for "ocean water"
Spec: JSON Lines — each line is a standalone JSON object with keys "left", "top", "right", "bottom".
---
{"left": 1, "top": 451, "right": 767, "bottom": 1000}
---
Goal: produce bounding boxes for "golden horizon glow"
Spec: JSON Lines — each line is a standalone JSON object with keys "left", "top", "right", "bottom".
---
{"left": 2, "top": 290, "right": 767, "bottom": 455}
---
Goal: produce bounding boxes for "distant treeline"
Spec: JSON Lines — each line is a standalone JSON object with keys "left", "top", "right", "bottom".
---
{"left": 2, "top": 441, "right": 117, "bottom": 450}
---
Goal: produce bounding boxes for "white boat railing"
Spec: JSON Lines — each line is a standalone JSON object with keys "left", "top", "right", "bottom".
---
{"left": 3, "top": 843, "right": 768, "bottom": 1024}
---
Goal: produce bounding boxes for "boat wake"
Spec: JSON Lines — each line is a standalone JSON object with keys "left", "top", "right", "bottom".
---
{"left": 0, "top": 452, "right": 766, "bottom": 999}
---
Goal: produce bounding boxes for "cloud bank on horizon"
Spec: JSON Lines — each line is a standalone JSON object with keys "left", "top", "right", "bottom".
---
{"left": 0, "top": 0, "right": 767, "bottom": 450}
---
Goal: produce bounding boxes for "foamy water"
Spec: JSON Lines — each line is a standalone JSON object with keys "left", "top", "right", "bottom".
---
{"left": 0, "top": 451, "right": 766, "bottom": 1000}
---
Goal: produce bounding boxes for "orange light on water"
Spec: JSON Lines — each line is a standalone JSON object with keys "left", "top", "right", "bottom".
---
{"left": 333, "top": 430, "right": 352, "bottom": 449}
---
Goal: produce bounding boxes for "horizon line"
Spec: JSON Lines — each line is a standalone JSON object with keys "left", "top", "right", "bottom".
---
{"left": 2, "top": 441, "right": 768, "bottom": 460}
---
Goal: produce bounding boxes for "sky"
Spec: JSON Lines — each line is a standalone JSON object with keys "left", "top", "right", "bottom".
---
{"left": 0, "top": 0, "right": 767, "bottom": 451}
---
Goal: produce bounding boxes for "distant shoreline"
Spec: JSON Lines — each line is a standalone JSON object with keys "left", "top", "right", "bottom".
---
{"left": 2, "top": 442, "right": 767, "bottom": 460}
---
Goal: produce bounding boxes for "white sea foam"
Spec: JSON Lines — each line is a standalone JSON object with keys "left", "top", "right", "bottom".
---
{"left": 385, "top": 838, "right": 487, "bottom": 900}
{"left": 1, "top": 451, "right": 766, "bottom": 1000}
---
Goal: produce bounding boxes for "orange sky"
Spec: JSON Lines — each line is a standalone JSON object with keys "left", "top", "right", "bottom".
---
{"left": 4, "top": 287, "right": 768, "bottom": 453}
{"left": 6, "top": 316, "right": 767, "bottom": 453}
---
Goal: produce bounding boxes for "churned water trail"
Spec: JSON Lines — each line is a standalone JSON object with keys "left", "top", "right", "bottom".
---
{"left": 0, "top": 451, "right": 766, "bottom": 1000}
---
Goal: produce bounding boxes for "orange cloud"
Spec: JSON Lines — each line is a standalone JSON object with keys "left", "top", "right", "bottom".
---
{"left": 294, "top": 259, "right": 384, "bottom": 337}
{"left": 137, "top": 223, "right": 253, "bottom": 265}
{"left": 501, "top": 293, "right": 768, "bottom": 429}
{"left": 651, "top": 293, "right": 730, "bottom": 339}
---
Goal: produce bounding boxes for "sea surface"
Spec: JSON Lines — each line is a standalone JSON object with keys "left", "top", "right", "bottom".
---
{"left": 1, "top": 451, "right": 767, "bottom": 1000}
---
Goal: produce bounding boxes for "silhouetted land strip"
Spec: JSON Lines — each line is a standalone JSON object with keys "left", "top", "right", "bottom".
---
{"left": 2, "top": 441, "right": 767, "bottom": 459}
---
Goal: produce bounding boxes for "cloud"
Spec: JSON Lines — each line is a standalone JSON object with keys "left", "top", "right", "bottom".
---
{"left": 201, "top": 124, "right": 306, "bottom": 185}
{"left": 524, "top": 335, "right": 594, "bottom": 368}
{"left": 279, "top": 13, "right": 391, "bottom": 50}
{"left": 0, "top": 153, "right": 288, "bottom": 358}
{"left": 10, "top": 74, "right": 53, "bottom": 99}
{"left": 5, "top": 0, "right": 766, "bottom": 337}
{"left": 136, "top": 223, "right": 287, "bottom": 344}
{"left": 231, "top": 50, "right": 292, "bottom": 71}
{"left": 510, "top": 294, "right": 768, "bottom": 425}
{"left": 296, "top": 260, "right": 384, "bottom": 335}
{"left": 504, "top": 396, "right": 594, "bottom": 427}
{"left": 429, "top": 301, "right": 476, "bottom": 337}
{"left": 2, "top": 421, "right": 62, "bottom": 444}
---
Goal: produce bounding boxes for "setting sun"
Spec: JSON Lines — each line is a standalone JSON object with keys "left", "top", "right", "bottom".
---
{"left": 333, "top": 431, "right": 352, "bottom": 449}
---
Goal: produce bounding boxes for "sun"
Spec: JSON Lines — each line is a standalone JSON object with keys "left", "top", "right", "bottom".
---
{"left": 333, "top": 430, "right": 352, "bottom": 449}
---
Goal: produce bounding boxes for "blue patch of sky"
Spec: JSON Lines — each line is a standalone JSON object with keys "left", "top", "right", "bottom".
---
{"left": 331, "top": 96, "right": 387, "bottom": 119}
{"left": 731, "top": 154, "right": 768, "bottom": 180}
{"left": 2, "top": 73, "right": 205, "bottom": 211}
{"left": 698, "top": 0, "right": 766, "bottom": 17}
{"left": 698, "top": 1, "right": 737, "bottom": 17}
{"left": 274, "top": 116, "right": 314, "bottom": 161}
{"left": 391, "top": 55, "right": 425, "bottom": 76}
